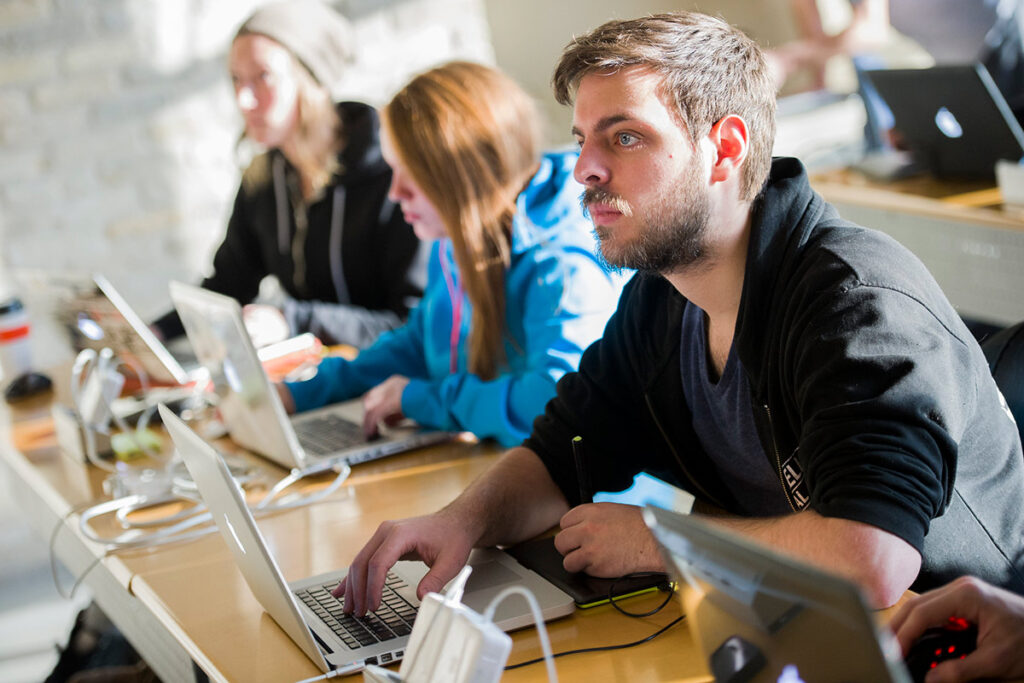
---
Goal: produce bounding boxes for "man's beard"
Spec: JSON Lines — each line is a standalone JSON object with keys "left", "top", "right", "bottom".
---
{"left": 584, "top": 161, "right": 710, "bottom": 274}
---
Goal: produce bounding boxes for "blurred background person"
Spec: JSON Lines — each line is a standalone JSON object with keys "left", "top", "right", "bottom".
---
{"left": 767, "top": 0, "right": 1024, "bottom": 121}
{"left": 279, "top": 61, "right": 625, "bottom": 447}
{"left": 151, "top": 0, "right": 426, "bottom": 349}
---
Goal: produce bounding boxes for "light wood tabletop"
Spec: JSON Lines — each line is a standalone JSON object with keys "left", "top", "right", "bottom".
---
{"left": 0, "top": 388, "right": 715, "bottom": 682}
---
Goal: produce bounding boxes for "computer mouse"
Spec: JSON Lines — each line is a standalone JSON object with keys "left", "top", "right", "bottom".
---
{"left": 903, "top": 617, "right": 978, "bottom": 683}
{"left": 3, "top": 371, "right": 53, "bottom": 403}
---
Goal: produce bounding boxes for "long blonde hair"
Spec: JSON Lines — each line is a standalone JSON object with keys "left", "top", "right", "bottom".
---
{"left": 280, "top": 52, "right": 342, "bottom": 198}
{"left": 383, "top": 62, "right": 541, "bottom": 379}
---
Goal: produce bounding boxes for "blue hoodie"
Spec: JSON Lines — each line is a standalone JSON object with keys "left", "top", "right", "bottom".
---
{"left": 285, "top": 150, "right": 625, "bottom": 446}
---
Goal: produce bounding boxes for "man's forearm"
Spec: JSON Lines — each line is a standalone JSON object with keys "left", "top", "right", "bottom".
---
{"left": 443, "top": 447, "right": 570, "bottom": 548}
{"left": 704, "top": 510, "right": 921, "bottom": 608}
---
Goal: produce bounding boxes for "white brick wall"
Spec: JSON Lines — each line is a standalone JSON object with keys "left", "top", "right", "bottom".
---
{"left": 0, "top": 0, "right": 493, "bottom": 326}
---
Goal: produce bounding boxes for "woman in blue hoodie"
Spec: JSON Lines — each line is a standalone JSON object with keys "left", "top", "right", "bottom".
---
{"left": 278, "top": 61, "right": 623, "bottom": 447}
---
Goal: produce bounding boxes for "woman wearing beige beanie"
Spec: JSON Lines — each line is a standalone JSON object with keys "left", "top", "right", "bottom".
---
{"left": 153, "top": 1, "right": 426, "bottom": 350}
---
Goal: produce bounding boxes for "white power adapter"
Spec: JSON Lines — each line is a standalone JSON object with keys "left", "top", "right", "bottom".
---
{"left": 359, "top": 568, "right": 557, "bottom": 683}
{"left": 398, "top": 591, "right": 512, "bottom": 683}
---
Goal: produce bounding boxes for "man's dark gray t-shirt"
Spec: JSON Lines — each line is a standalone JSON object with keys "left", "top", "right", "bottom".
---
{"left": 679, "top": 301, "right": 790, "bottom": 516}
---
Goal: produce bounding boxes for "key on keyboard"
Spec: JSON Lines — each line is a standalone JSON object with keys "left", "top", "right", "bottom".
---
{"left": 295, "top": 573, "right": 417, "bottom": 649}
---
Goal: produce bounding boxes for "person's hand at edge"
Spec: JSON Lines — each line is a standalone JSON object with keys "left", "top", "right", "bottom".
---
{"left": 243, "top": 303, "right": 290, "bottom": 348}
{"left": 889, "top": 575, "right": 1024, "bottom": 683}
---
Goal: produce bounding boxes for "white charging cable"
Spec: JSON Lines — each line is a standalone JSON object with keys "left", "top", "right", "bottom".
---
{"left": 70, "top": 347, "right": 166, "bottom": 470}
{"left": 75, "top": 461, "right": 351, "bottom": 550}
{"left": 483, "top": 586, "right": 558, "bottom": 683}
{"left": 105, "top": 353, "right": 164, "bottom": 462}
{"left": 255, "top": 462, "right": 352, "bottom": 512}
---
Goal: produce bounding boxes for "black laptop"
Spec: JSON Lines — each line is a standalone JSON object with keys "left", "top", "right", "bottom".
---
{"left": 862, "top": 63, "right": 1024, "bottom": 179}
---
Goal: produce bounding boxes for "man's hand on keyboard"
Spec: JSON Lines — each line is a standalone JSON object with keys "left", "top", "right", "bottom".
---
{"left": 334, "top": 509, "right": 474, "bottom": 617}
{"left": 361, "top": 374, "right": 409, "bottom": 439}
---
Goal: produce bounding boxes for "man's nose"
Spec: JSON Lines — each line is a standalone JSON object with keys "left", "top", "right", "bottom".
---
{"left": 574, "top": 142, "right": 610, "bottom": 187}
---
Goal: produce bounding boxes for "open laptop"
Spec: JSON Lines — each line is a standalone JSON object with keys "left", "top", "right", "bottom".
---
{"left": 74, "top": 274, "right": 199, "bottom": 386}
{"left": 169, "top": 281, "right": 452, "bottom": 473}
{"left": 644, "top": 506, "right": 911, "bottom": 683}
{"left": 862, "top": 63, "right": 1024, "bottom": 179}
{"left": 160, "top": 405, "right": 574, "bottom": 675}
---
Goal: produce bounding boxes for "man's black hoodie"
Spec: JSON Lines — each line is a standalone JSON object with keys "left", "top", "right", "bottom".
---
{"left": 526, "top": 157, "right": 1024, "bottom": 594}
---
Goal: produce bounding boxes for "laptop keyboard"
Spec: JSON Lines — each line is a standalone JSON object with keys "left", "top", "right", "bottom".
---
{"left": 295, "top": 573, "right": 417, "bottom": 649}
{"left": 293, "top": 413, "right": 365, "bottom": 456}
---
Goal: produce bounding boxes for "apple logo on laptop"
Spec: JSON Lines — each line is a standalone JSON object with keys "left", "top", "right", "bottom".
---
{"left": 935, "top": 106, "right": 964, "bottom": 139}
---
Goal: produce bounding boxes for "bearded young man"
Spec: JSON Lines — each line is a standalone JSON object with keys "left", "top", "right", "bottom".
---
{"left": 336, "top": 12, "right": 1024, "bottom": 615}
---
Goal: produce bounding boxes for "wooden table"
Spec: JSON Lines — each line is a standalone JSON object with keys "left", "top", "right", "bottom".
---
{"left": 0, "top": 391, "right": 710, "bottom": 682}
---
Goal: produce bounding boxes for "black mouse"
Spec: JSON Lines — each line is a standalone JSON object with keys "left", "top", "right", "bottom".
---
{"left": 4, "top": 371, "right": 53, "bottom": 403}
{"left": 904, "top": 617, "right": 978, "bottom": 683}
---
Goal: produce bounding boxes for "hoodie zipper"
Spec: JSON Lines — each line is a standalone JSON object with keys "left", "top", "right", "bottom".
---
{"left": 764, "top": 402, "right": 797, "bottom": 512}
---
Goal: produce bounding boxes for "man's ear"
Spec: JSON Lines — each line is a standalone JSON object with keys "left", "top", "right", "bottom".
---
{"left": 708, "top": 115, "right": 749, "bottom": 184}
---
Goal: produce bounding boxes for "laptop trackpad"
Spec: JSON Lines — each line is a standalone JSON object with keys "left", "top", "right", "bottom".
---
{"left": 463, "top": 561, "right": 520, "bottom": 591}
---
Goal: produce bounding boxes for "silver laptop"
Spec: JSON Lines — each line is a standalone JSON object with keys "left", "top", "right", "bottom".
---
{"left": 160, "top": 405, "right": 574, "bottom": 675}
{"left": 75, "top": 274, "right": 199, "bottom": 386}
{"left": 169, "top": 281, "right": 451, "bottom": 473}
{"left": 644, "top": 506, "right": 911, "bottom": 683}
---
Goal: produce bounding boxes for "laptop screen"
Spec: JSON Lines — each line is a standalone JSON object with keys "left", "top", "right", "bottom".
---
{"left": 169, "top": 281, "right": 304, "bottom": 467}
{"left": 74, "top": 274, "right": 192, "bottom": 385}
{"left": 643, "top": 506, "right": 911, "bottom": 683}
{"left": 862, "top": 64, "right": 1024, "bottom": 180}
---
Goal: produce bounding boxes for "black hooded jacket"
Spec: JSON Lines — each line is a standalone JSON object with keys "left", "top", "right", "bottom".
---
{"left": 526, "top": 157, "right": 1024, "bottom": 593}
{"left": 154, "top": 101, "right": 426, "bottom": 347}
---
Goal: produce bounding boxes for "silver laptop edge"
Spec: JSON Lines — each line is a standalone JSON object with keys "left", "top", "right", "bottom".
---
{"left": 160, "top": 404, "right": 574, "bottom": 675}
{"left": 92, "top": 273, "right": 193, "bottom": 385}
{"left": 161, "top": 404, "right": 421, "bottom": 673}
{"left": 643, "top": 506, "right": 911, "bottom": 683}
{"left": 168, "top": 281, "right": 451, "bottom": 472}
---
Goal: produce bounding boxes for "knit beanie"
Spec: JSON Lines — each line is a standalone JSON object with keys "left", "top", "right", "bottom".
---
{"left": 236, "top": 0, "right": 353, "bottom": 94}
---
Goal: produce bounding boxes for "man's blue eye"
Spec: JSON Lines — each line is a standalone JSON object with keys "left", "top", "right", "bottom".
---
{"left": 617, "top": 132, "right": 637, "bottom": 146}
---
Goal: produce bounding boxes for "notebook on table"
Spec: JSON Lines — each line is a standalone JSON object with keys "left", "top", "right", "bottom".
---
{"left": 169, "top": 281, "right": 452, "bottom": 474}
{"left": 160, "top": 405, "right": 575, "bottom": 675}
{"left": 862, "top": 63, "right": 1024, "bottom": 180}
{"left": 644, "top": 506, "right": 911, "bottom": 683}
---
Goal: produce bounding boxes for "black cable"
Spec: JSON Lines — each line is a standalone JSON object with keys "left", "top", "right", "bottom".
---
{"left": 608, "top": 572, "right": 675, "bottom": 618}
{"left": 504, "top": 571, "right": 680, "bottom": 670}
{"left": 504, "top": 613, "right": 686, "bottom": 670}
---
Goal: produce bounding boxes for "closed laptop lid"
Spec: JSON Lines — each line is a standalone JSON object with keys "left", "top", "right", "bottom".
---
{"left": 863, "top": 64, "right": 1024, "bottom": 179}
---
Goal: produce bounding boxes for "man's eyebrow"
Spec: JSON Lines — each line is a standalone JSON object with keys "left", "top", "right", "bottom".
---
{"left": 571, "top": 114, "right": 634, "bottom": 139}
